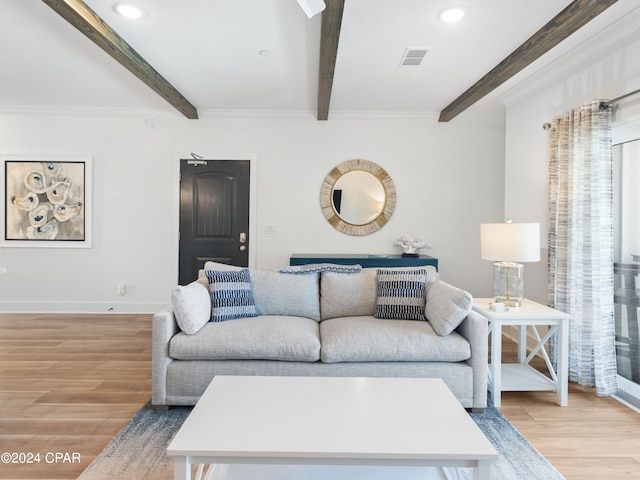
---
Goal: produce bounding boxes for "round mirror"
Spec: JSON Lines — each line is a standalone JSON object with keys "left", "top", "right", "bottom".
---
{"left": 320, "top": 159, "right": 396, "bottom": 236}
{"left": 332, "top": 171, "right": 385, "bottom": 225}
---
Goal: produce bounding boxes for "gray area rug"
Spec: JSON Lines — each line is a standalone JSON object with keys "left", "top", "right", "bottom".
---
{"left": 78, "top": 402, "right": 565, "bottom": 480}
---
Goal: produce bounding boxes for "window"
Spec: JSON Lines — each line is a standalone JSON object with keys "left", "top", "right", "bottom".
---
{"left": 613, "top": 133, "right": 640, "bottom": 409}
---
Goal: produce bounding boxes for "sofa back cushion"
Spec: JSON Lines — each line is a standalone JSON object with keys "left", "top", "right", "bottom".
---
{"left": 250, "top": 269, "right": 321, "bottom": 321}
{"left": 320, "top": 269, "right": 377, "bottom": 319}
{"left": 320, "top": 266, "right": 438, "bottom": 320}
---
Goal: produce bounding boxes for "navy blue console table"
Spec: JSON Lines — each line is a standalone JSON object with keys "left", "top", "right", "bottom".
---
{"left": 289, "top": 254, "right": 438, "bottom": 270}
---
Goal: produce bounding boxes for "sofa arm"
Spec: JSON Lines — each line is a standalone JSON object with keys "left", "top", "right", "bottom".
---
{"left": 152, "top": 306, "right": 180, "bottom": 407}
{"left": 455, "top": 309, "right": 488, "bottom": 411}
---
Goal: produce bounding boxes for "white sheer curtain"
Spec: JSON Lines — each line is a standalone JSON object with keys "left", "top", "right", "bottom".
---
{"left": 547, "top": 100, "right": 618, "bottom": 396}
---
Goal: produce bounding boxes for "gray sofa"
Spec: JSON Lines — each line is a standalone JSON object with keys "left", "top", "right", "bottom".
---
{"left": 152, "top": 262, "right": 488, "bottom": 411}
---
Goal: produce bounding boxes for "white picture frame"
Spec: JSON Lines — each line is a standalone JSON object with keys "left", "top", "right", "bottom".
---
{"left": 1, "top": 154, "right": 92, "bottom": 248}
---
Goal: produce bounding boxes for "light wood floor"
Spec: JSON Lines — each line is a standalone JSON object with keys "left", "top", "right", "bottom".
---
{"left": 1, "top": 314, "right": 639, "bottom": 480}
{"left": 0, "top": 314, "right": 151, "bottom": 480}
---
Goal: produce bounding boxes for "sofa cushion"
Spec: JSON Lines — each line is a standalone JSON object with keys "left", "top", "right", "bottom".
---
{"left": 320, "top": 316, "right": 471, "bottom": 363}
{"left": 171, "top": 281, "right": 211, "bottom": 335}
{"left": 426, "top": 280, "right": 473, "bottom": 336}
{"left": 169, "top": 315, "right": 321, "bottom": 362}
{"left": 205, "top": 269, "right": 258, "bottom": 322}
{"left": 374, "top": 268, "right": 427, "bottom": 321}
{"left": 320, "top": 266, "right": 439, "bottom": 320}
{"left": 250, "top": 269, "right": 320, "bottom": 321}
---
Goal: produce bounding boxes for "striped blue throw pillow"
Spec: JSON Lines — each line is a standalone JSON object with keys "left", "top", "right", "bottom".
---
{"left": 374, "top": 268, "right": 427, "bottom": 321}
{"left": 277, "top": 263, "right": 362, "bottom": 274}
{"left": 205, "top": 269, "right": 258, "bottom": 322}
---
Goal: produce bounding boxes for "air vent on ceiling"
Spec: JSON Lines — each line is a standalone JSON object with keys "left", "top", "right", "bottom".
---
{"left": 400, "top": 48, "right": 429, "bottom": 66}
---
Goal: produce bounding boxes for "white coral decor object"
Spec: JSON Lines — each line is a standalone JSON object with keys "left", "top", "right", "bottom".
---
{"left": 396, "top": 235, "right": 431, "bottom": 254}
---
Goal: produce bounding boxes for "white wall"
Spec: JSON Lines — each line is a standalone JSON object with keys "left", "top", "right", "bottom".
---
{"left": 0, "top": 108, "right": 505, "bottom": 313}
{"left": 503, "top": 14, "right": 640, "bottom": 304}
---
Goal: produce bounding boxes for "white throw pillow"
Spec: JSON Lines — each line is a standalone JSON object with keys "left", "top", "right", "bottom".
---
{"left": 425, "top": 280, "right": 472, "bottom": 336}
{"left": 171, "top": 281, "right": 211, "bottom": 335}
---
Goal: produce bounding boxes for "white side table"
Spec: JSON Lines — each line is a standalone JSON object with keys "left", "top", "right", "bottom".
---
{"left": 472, "top": 298, "right": 572, "bottom": 407}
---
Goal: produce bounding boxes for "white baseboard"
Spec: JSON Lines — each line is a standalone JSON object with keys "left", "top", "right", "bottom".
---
{"left": 0, "top": 301, "right": 166, "bottom": 314}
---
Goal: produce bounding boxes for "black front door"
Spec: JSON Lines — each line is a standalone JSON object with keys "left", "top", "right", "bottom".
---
{"left": 178, "top": 159, "right": 250, "bottom": 285}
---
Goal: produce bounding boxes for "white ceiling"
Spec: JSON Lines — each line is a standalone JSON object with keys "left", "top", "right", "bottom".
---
{"left": 2, "top": 0, "right": 640, "bottom": 118}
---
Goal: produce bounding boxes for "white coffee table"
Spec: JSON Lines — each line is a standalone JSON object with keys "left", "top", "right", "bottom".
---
{"left": 167, "top": 376, "right": 498, "bottom": 480}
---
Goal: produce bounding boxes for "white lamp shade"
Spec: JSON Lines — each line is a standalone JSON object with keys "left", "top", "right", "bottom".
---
{"left": 480, "top": 223, "right": 540, "bottom": 262}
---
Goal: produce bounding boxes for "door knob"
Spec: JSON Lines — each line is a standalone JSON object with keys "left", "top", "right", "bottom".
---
{"left": 240, "top": 245, "right": 246, "bottom": 251}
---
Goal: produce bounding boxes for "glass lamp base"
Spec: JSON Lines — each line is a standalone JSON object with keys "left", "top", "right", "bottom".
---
{"left": 493, "top": 262, "right": 524, "bottom": 307}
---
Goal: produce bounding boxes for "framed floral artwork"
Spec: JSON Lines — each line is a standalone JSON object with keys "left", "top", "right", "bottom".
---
{"left": 1, "top": 155, "right": 92, "bottom": 247}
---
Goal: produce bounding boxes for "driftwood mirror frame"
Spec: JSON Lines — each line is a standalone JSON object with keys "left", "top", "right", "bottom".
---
{"left": 320, "top": 159, "right": 396, "bottom": 236}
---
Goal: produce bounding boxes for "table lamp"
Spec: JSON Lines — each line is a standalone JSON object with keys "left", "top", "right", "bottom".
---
{"left": 480, "top": 222, "right": 540, "bottom": 307}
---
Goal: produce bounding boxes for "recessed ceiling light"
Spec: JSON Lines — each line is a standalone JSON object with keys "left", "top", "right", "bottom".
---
{"left": 113, "top": 3, "right": 145, "bottom": 20}
{"left": 439, "top": 7, "right": 466, "bottom": 23}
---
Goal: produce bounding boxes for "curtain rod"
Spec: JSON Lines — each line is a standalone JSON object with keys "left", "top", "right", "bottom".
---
{"left": 600, "top": 87, "right": 640, "bottom": 108}
{"left": 542, "top": 89, "right": 640, "bottom": 130}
